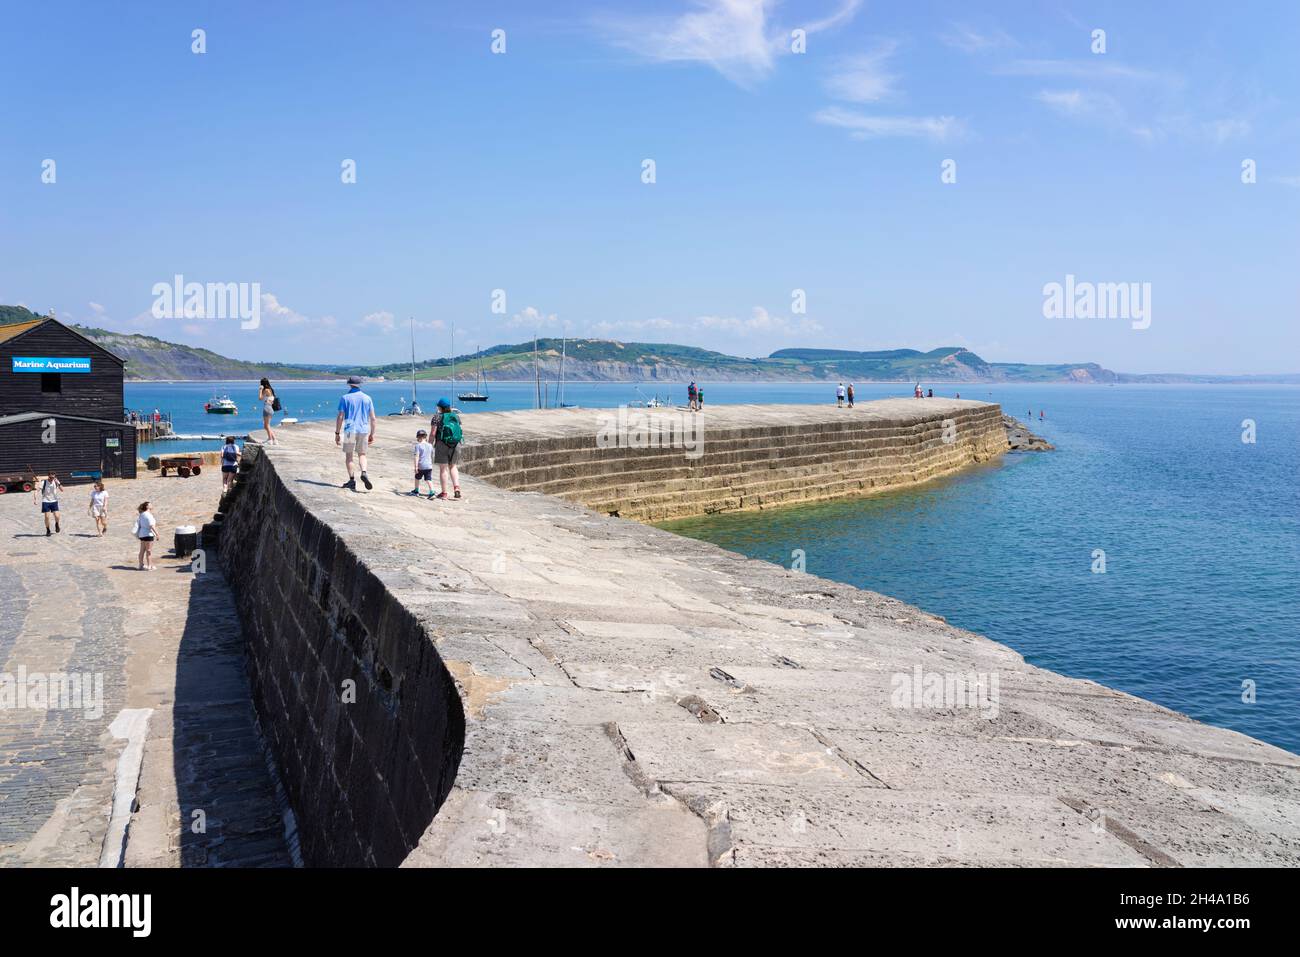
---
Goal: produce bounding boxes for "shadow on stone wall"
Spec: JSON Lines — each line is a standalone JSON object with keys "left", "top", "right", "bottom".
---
{"left": 171, "top": 556, "right": 294, "bottom": 866}
{"left": 209, "top": 446, "right": 464, "bottom": 866}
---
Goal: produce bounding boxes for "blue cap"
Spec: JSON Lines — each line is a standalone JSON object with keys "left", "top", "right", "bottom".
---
{"left": 437, "top": 397, "right": 451, "bottom": 409}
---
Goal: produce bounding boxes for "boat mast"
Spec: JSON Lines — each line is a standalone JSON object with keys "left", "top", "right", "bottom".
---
{"left": 560, "top": 336, "right": 566, "bottom": 406}
{"left": 534, "top": 335, "right": 540, "bottom": 408}
{"left": 451, "top": 323, "right": 456, "bottom": 393}
{"left": 410, "top": 316, "right": 417, "bottom": 410}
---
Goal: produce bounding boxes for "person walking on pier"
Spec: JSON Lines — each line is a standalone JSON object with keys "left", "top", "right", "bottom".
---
{"left": 258, "top": 378, "right": 279, "bottom": 445}
{"left": 429, "top": 398, "right": 463, "bottom": 500}
{"left": 336, "top": 376, "right": 377, "bottom": 492}
{"left": 412, "top": 429, "right": 435, "bottom": 497}
{"left": 35, "top": 472, "right": 62, "bottom": 535}
{"left": 134, "top": 501, "right": 157, "bottom": 570}
{"left": 687, "top": 381, "right": 698, "bottom": 411}
{"left": 88, "top": 480, "right": 109, "bottom": 536}
{"left": 220, "top": 436, "right": 241, "bottom": 492}
{"left": 846, "top": 383, "right": 855, "bottom": 408}
{"left": 836, "top": 382, "right": 845, "bottom": 407}
{"left": 696, "top": 386, "right": 704, "bottom": 410}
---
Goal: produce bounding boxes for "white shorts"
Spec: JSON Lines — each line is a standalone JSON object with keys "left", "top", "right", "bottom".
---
{"left": 341, "top": 431, "right": 369, "bottom": 456}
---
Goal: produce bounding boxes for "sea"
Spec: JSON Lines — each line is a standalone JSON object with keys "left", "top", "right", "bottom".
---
{"left": 126, "top": 379, "right": 1300, "bottom": 754}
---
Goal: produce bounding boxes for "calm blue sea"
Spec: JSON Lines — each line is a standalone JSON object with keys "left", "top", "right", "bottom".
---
{"left": 660, "top": 383, "right": 1300, "bottom": 755}
{"left": 127, "top": 379, "right": 1300, "bottom": 753}
{"left": 128, "top": 379, "right": 940, "bottom": 455}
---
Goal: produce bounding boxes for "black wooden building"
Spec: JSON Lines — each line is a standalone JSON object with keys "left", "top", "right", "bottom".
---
{"left": 0, "top": 317, "right": 136, "bottom": 485}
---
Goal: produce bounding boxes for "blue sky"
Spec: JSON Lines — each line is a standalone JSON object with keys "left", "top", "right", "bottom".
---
{"left": 1, "top": 0, "right": 1296, "bottom": 374}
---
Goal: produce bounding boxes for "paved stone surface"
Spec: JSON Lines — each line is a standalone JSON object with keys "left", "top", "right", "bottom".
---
{"left": 0, "top": 467, "right": 292, "bottom": 867}
{"left": 240, "top": 414, "right": 1300, "bottom": 867}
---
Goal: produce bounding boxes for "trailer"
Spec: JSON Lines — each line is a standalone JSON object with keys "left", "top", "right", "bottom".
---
{"left": 158, "top": 455, "right": 203, "bottom": 478}
{"left": 0, "top": 472, "right": 35, "bottom": 494}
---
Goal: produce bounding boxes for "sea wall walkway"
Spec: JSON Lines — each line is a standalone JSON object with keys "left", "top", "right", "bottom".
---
{"left": 213, "top": 403, "right": 1300, "bottom": 867}
{"left": 455, "top": 399, "right": 1006, "bottom": 521}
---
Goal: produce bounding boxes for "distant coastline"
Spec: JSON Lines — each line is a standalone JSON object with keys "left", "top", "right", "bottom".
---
{"left": 3, "top": 307, "right": 1295, "bottom": 385}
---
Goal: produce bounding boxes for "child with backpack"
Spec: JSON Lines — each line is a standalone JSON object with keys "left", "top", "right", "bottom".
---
{"left": 412, "top": 429, "right": 435, "bottom": 497}
{"left": 429, "top": 398, "right": 463, "bottom": 500}
{"left": 220, "top": 436, "right": 241, "bottom": 492}
{"left": 34, "top": 472, "right": 62, "bottom": 536}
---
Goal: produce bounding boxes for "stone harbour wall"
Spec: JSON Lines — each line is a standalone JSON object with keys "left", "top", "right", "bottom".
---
{"left": 454, "top": 400, "right": 1007, "bottom": 522}
{"left": 215, "top": 445, "right": 464, "bottom": 866}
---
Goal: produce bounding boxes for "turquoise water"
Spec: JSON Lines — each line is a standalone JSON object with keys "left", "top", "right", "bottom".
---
{"left": 128, "top": 379, "right": 1299, "bottom": 753}
{"left": 661, "top": 385, "right": 1300, "bottom": 755}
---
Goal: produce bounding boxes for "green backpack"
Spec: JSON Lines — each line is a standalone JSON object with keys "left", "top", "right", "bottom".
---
{"left": 438, "top": 411, "right": 462, "bottom": 446}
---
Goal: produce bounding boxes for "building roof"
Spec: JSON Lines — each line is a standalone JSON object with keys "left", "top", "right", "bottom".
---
{"left": 0, "top": 317, "right": 126, "bottom": 365}
{"left": 0, "top": 319, "right": 45, "bottom": 344}
{"left": 0, "top": 411, "right": 132, "bottom": 428}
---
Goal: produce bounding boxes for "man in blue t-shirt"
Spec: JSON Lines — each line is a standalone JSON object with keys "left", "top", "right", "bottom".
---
{"left": 335, "top": 376, "right": 377, "bottom": 491}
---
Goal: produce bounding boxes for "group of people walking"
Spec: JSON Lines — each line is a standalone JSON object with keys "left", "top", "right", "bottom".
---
{"left": 687, "top": 382, "right": 705, "bottom": 411}
{"left": 32, "top": 472, "right": 159, "bottom": 570}
{"left": 334, "top": 376, "right": 463, "bottom": 500}
{"left": 836, "top": 382, "right": 855, "bottom": 407}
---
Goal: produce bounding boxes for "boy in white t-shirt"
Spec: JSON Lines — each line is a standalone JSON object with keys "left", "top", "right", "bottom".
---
{"left": 412, "top": 429, "right": 435, "bottom": 497}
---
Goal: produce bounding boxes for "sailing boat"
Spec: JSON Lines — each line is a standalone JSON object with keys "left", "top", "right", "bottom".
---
{"left": 389, "top": 317, "right": 424, "bottom": 416}
{"left": 558, "top": 335, "right": 577, "bottom": 407}
{"left": 458, "top": 344, "right": 490, "bottom": 402}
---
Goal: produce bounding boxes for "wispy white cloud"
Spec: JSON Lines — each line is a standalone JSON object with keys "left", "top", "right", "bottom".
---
{"left": 592, "top": 307, "right": 820, "bottom": 340}
{"left": 940, "top": 23, "right": 1016, "bottom": 55}
{"left": 998, "top": 58, "right": 1182, "bottom": 87}
{"left": 504, "top": 305, "right": 577, "bottom": 334}
{"left": 823, "top": 42, "right": 901, "bottom": 103}
{"left": 595, "top": 0, "right": 861, "bottom": 88}
{"left": 813, "top": 105, "right": 963, "bottom": 141}
{"left": 1034, "top": 88, "right": 1252, "bottom": 145}
{"left": 1034, "top": 88, "right": 1124, "bottom": 119}
{"left": 587, "top": 317, "right": 678, "bottom": 337}
{"left": 261, "top": 292, "right": 310, "bottom": 326}
{"left": 1274, "top": 175, "right": 1300, "bottom": 189}
{"left": 1204, "top": 117, "right": 1251, "bottom": 143}
{"left": 697, "top": 306, "right": 822, "bottom": 336}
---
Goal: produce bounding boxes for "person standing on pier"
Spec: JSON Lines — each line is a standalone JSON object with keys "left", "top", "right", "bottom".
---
{"left": 34, "top": 472, "right": 62, "bottom": 535}
{"left": 336, "top": 376, "right": 376, "bottom": 492}
{"left": 134, "top": 501, "right": 157, "bottom": 570}
{"left": 696, "top": 386, "right": 704, "bottom": 410}
{"left": 258, "top": 378, "right": 279, "bottom": 445}
{"left": 429, "top": 398, "right": 462, "bottom": 500}
{"left": 88, "top": 480, "right": 109, "bottom": 536}
{"left": 687, "top": 381, "right": 698, "bottom": 411}
{"left": 846, "top": 383, "right": 855, "bottom": 408}
{"left": 836, "top": 382, "right": 845, "bottom": 407}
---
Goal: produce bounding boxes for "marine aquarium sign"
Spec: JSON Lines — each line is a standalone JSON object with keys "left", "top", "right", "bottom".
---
{"left": 12, "top": 356, "right": 91, "bottom": 373}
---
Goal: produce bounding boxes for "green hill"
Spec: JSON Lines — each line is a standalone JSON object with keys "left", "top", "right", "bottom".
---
{"left": 0, "top": 306, "right": 1125, "bottom": 383}
{"left": 0, "top": 306, "right": 324, "bottom": 380}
